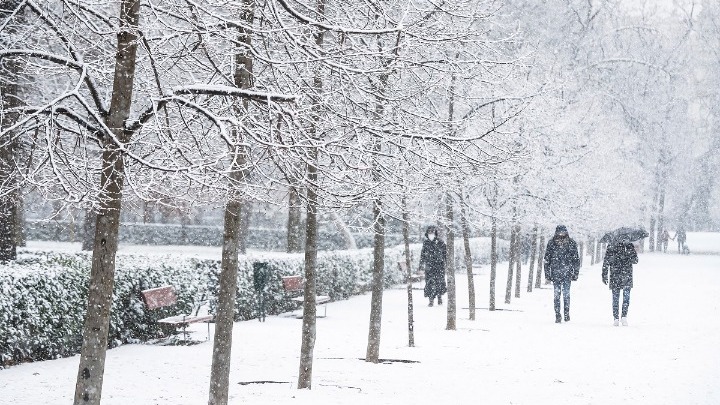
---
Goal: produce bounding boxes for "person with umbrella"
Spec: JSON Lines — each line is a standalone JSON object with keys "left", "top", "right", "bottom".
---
{"left": 601, "top": 230, "right": 640, "bottom": 326}
{"left": 543, "top": 225, "right": 581, "bottom": 323}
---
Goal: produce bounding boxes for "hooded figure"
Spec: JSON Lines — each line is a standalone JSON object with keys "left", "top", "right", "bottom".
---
{"left": 601, "top": 238, "right": 638, "bottom": 326}
{"left": 420, "top": 225, "right": 447, "bottom": 306}
{"left": 543, "top": 225, "right": 581, "bottom": 323}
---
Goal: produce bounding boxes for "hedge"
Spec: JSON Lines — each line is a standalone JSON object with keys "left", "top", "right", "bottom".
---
{"left": 24, "top": 219, "right": 409, "bottom": 250}
{"left": 0, "top": 246, "right": 409, "bottom": 368}
{"left": 0, "top": 237, "right": 506, "bottom": 368}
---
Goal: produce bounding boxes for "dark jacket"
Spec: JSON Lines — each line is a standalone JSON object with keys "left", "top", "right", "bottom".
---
{"left": 543, "top": 236, "right": 580, "bottom": 283}
{"left": 601, "top": 242, "right": 638, "bottom": 289}
{"left": 420, "top": 237, "right": 447, "bottom": 297}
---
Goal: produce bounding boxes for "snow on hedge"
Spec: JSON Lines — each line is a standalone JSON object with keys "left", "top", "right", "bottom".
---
{"left": 0, "top": 237, "right": 501, "bottom": 368}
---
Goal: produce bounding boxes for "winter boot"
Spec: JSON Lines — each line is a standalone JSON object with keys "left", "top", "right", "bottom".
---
{"left": 621, "top": 317, "right": 628, "bottom": 326}
{"left": 437, "top": 296, "right": 443, "bottom": 305}
{"left": 564, "top": 314, "right": 570, "bottom": 322}
{"left": 428, "top": 298, "right": 434, "bottom": 307}
{"left": 555, "top": 315, "right": 562, "bottom": 323}
{"left": 613, "top": 318, "right": 620, "bottom": 326}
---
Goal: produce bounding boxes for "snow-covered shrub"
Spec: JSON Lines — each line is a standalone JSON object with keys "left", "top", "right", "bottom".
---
{"left": 24, "top": 219, "right": 409, "bottom": 250}
{"left": 0, "top": 245, "right": 408, "bottom": 367}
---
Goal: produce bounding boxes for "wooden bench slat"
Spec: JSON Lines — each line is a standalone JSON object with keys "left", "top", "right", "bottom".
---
{"left": 282, "top": 275, "right": 330, "bottom": 316}
{"left": 291, "top": 295, "right": 330, "bottom": 305}
{"left": 158, "top": 315, "right": 214, "bottom": 325}
{"left": 141, "top": 285, "right": 213, "bottom": 340}
{"left": 141, "top": 285, "right": 177, "bottom": 310}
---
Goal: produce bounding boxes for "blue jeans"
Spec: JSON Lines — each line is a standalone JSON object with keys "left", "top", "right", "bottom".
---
{"left": 553, "top": 279, "right": 571, "bottom": 319}
{"left": 612, "top": 288, "right": 631, "bottom": 319}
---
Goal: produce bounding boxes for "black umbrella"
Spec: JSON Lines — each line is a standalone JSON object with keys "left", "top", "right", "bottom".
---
{"left": 599, "top": 227, "right": 649, "bottom": 244}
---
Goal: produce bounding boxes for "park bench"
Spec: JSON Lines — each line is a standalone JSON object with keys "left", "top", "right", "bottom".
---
{"left": 140, "top": 285, "right": 213, "bottom": 341}
{"left": 281, "top": 275, "right": 330, "bottom": 317}
{"left": 398, "top": 261, "right": 424, "bottom": 283}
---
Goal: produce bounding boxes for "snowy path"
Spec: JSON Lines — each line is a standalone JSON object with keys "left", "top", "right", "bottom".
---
{"left": 1, "top": 251, "right": 719, "bottom": 404}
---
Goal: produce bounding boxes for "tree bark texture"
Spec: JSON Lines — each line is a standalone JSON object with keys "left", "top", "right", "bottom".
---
{"left": 237, "top": 200, "right": 251, "bottom": 255}
{"left": 0, "top": 1, "right": 22, "bottom": 262}
{"left": 402, "top": 194, "right": 414, "bottom": 347}
{"left": 535, "top": 235, "right": 545, "bottom": 288}
{"left": 489, "top": 214, "right": 497, "bottom": 311}
{"left": 74, "top": 1, "right": 140, "bottom": 403}
{"left": 514, "top": 224, "right": 522, "bottom": 299}
{"left": 504, "top": 226, "right": 516, "bottom": 304}
{"left": 287, "top": 186, "right": 303, "bottom": 253}
{"left": 459, "top": 191, "right": 475, "bottom": 321}
{"left": 297, "top": 0, "right": 325, "bottom": 384}
{"left": 656, "top": 177, "right": 667, "bottom": 251}
{"left": 527, "top": 226, "right": 538, "bottom": 293}
{"left": 445, "top": 194, "right": 456, "bottom": 330}
{"left": 365, "top": 197, "right": 385, "bottom": 362}
{"left": 82, "top": 209, "right": 96, "bottom": 251}
{"left": 208, "top": 3, "right": 255, "bottom": 402}
{"left": 207, "top": 172, "right": 243, "bottom": 405}
{"left": 297, "top": 146, "right": 319, "bottom": 389}
{"left": 14, "top": 195, "right": 25, "bottom": 247}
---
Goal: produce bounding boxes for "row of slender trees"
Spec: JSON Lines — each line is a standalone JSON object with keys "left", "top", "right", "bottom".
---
{"left": 2, "top": 1, "right": 719, "bottom": 404}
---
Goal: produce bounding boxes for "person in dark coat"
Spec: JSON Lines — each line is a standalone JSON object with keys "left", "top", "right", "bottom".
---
{"left": 420, "top": 225, "right": 447, "bottom": 307}
{"left": 601, "top": 239, "right": 638, "bottom": 326}
{"left": 674, "top": 227, "right": 687, "bottom": 254}
{"left": 543, "top": 225, "right": 581, "bottom": 323}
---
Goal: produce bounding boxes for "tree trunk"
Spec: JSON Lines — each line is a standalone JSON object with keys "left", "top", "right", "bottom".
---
{"left": 207, "top": 171, "right": 244, "bottom": 405}
{"left": 0, "top": 199, "right": 16, "bottom": 262}
{"left": 0, "top": 0, "right": 24, "bottom": 262}
{"left": 589, "top": 238, "right": 595, "bottom": 265}
{"left": 14, "top": 195, "right": 25, "bottom": 247}
{"left": 365, "top": 197, "right": 385, "bottom": 362}
{"left": 489, "top": 214, "right": 497, "bottom": 311}
{"left": 459, "top": 191, "right": 475, "bottom": 321}
{"left": 73, "top": 2, "right": 140, "bottom": 403}
{"left": 527, "top": 225, "right": 538, "bottom": 293}
{"left": 297, "top": 145, "right": 319, "bottom": 389}
{"left": 297, "top": 0, "right": 325, "bottom": 382}
{"left": 402, "top": 194, "right": 414, "bottom": 347}
{"left": 504, "top": 226, "right": 516, "bottom": 304}
{"left": 82, "top": 209, "right": 96, "bottom": 251}
{"left": 656, "top": 177, "right": 667, "bottom": 251}
{"left": 535, "top": 235, "right": 545, "bottom": 288}
{"left": 208, "top": 2, "right": 255, "bottom": 402}
{"left": 648, "top": 179, "right": 659, "bottom": 252}
{"left": 287, "top": 186, "right": 303, "bottom": 253}
{"left": 237, "top": 200, "right": 251, "bottom": 254}
{"left": 143, "top": 201, "right": 153, "bottom": 223}
{"left": 514, "top": 224, "right": 522, "bottom": 299}
{"left": 445, "top": 193, "right": 456, "bottom": 330}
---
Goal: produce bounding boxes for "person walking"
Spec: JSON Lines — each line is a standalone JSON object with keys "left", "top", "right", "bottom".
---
{"left": 659, "top": 229, "right": 670, "bottom": 253}
{"left": 543, "top": 225, "right": 581, "bottom": 323}
{"left": 601, "top": 238, "right": 639, "bottom": 326}
{"left": 420, "top": 225, "right": 447, "bottom": 307}
{"left": 674, "top": 227, "right": 687, "bottom": 254}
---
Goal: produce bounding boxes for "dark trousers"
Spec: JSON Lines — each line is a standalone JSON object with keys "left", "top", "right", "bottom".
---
{"left": 612, "top": 287, "right": 631, "bottom": 319}
{"left": 553, "top": 279, "right": 571, "bottom": 319}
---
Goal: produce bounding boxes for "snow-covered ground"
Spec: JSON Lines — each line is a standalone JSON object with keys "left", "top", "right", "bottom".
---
{"left": 2, "top": 235, "right": 720, "bottom": 404}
